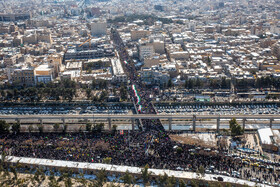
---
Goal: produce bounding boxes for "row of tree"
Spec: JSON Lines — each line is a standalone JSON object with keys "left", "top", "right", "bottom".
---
{"left": 183, "top": 78, "right": 231, "bottom": 89}
{"left": 1, "top": 79, "right": 77, "bottom": 102}
{"left": 0, "top": 155, "right": 233, "bottom": 187}
{"left": 0, "top": 119, "right": 245, "bottom": 136}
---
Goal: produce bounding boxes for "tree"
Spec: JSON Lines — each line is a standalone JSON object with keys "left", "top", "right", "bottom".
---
{"left": 179, "top": 179, "right": 186, "bottom": 187}
{"left": 102, "top": 157, "right": 112, "bottom": 164}
{"left": 86, "top": 88, "right": 92, "bottom": 99}
{"left": 120, "top": 170, "right": 135, "bottom": 186}
{"left": 167, "top": 79, "right": 173, "bottom": 88}
{"left": 86, "top": 123, "right": 92, "bottom": 132}
{"left": 120, "top": 84, "right": 127, "bottom": 101}
{"left": 197, "top": 165, "right": 205, "bottom": 177}
{"left": 229, "top": 118, "right": 244, "bottom": 136}
{"left": 141, "top": 164, "right": 151, "bottom": 186}
{"left": 112, "top": 124, "right": 117, "bottom": 135}
{"left": 53, "top": 123, "right": 60, "bottom": 132}
{"left": 99, "top": 90, "right": 108, "bottom": 101}
{"left": 157, "top": 173, "right": 168, "bottom": 187}
{"left": 176, "top": 146, "right": 183, "bottom": 154}
{"left": 63, "top": 124, "right": 68, "bottom": 134}
{"left": 92, "top": 123, "right": 104, "bottom": 133}
{"left": 185, "top": 78, "right": 194, "bottom": 89}
{"left": 1, "top": 90, "right": 6, "bottom": 97}
{"left": 95, "top": 169, "right": 107, "bottom": 187}
{"left": 166, "top": 176, "right": 176, "bottom": 187}
{"left": 37, "top": 124, "right": 44, "bottom": 134}
{"left": 190, "top": 179, "right": 199, "bottom": 187}
{"left": 75, "top": 173, "right": 87, "bottom": 186}
{"left": 28, "top": 125, "right": 34, "bottom": 133}
{"left": 48, "top": 170, "right": 59, "bottom": 187}
{"left": 207, "top": 56, "right": 211, "bottom": 66}
{"left": 0, "top": 120, "right": 10, "bottom": 134}
{"left": 11, "top": 123, "right": 20, "bottom": 134}
{"left": 92, "top": 78, "right": 97, "bottom": 89}
{"left": 34, "top": 167, "right": 46, "bottom": 186}
{"left": 221, "top": 77, "right": 228, "bottom": 89}
{"left": 195, "top": 78, "right": 202, "bottom": 88}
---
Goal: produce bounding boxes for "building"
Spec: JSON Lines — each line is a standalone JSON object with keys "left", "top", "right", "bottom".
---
{"left": 34, "top": 64, "right": 54, "bottom": 84}
{"left": 0, "top": 13, "right": 31, "bottom": 21}
{"left": 140, "top": 67, "right": 170, "bottom": 86}
{"left": 131, "top": 30, "right": 150, "bottom": 41}
{"left": 64, "top": 48, "right": 114, "bottom": 60}
{"left": 91, "top": 22, "right": 107, "bottom": 35}
{"left": 11, "top": 66, "right": 35, "bottom": 86}
{"left": 257, "top": 128, "right": 279, "bottom": 152}
{"left": 139, "top": 44, "right": 155, "bottom": 61}
{"left": 111, "top": 58, "right": 127, "bottom": 83}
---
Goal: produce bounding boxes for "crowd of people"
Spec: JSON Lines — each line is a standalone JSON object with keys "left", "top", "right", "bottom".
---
{"left": 0, "top": 29, "right": 278, "bottom": 185}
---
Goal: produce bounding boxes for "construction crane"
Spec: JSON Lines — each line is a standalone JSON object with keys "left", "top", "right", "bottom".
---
{"left": 78, "top": 34, "right": 93, "bottom": 49}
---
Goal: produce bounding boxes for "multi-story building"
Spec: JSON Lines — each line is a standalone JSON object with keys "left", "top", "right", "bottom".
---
{"left": 34, "top": 64, "right": 54, "bottom": 84}
{"left": 111, "top": 58, "right": 127, "bottom": 84}
{"left": 139, "top": 44, "right": 155, "bottom": 61}
{"left": 131, "top": 30, "right": 150, "bottom": 41}
{"left": 11, "top": 66, "right": 35, "bottom": 86}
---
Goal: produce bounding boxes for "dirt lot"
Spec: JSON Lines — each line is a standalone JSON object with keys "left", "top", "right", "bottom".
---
{"left": 170, "top": 133, "right": 218, "bottom": 148}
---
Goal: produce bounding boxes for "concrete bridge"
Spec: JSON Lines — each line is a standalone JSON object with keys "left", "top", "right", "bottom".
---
{"left": 1, "top": 114, "right": 280, "bottom": 131}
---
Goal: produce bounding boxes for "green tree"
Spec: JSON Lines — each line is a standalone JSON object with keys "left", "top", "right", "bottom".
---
{"left": 190, "top": 179, "right": 198, "bottom": 187}
{"left": 53, "top": 123, "right": 60, "bottom": 132}
{"left": 1, "top": 90, "right": 6, "bottom": 97}
{"left": 34, "top": 167, "right": 46, "bottom": 186}
{"left": 0, "top": 120, "right": 10, "bottom": 134}
{"left": 167, "top": 79, "right": 173, "bottom": 88}
{"left": 86, "top": 123, "right": 92, "bottom": 132}
{"left": 48, "top": 170, "right": 59, "bottom": 187}
{"left": 120, "top": 84, "right": 127, "bottom": 101}
{"left": 176, "top": 146, "right": 183, "bottom": 154}
{"left": 229, "top": 118, "right": 244, "bottom": 136}
{"left": 141, "top": 164, "right": 151, "bottom": 186}
{"left": 28, "top": 125, "right": 34, "bottom": 133}
{"left": 94, "top": 169, "right": 107, "bottom": 187}
{"left": 92, "top": 78, "right": 97, "bottom": 89}
{"left": 102, "top": 157, "right": 112, "bottom": 164}
{"left": 11, "top": 122, "right": 20, "bottom": 134}
{"left": 37, "top": 124, "right": 44, "bottom": 134}
{"left": 195, "top": 78, "right": 202, "bottom": 88}
{"left": 120, "top": 170, "right": 135, "bottom": 186}
{"left": 221, "top": 77, "right": 228, "bottom": 89}
{"left": 86, "top": 88, "right": 92, "bottom": 99}
{"left": 157, "top": 173, "right": 168, "bottom": 187}
{"left": 207, "top": 56, "right": 211, "bottom": 66}
{"left": 101, "top": 90, "right": 108, "bottom": 101}
{"left": 63, "top": 124, "right": 68, "bottom": 134}
{"left": 197, "top": 165, "right": 205, "bottom": 177}
{"left": 179, "top": 179, "right": 186, "bottom": 187}
{"left": 166, "top": 176, "right": 176, "bottom": 187}
{"left": 92, "top": 123, "right": 104, "bottom": 133}
{"left": 112, "top": 124, "right": 117, "bottom": 135}
{"left": 186, "top": 79, "right": 194, "bottom": 89}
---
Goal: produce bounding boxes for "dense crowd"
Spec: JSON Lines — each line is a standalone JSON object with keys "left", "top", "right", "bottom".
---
{"left": 0, "top": 132, "right": 279, "bottom": 183}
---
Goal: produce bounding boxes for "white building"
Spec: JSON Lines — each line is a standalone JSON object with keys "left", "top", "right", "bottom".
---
{"left": 139, "top": 44, "right": 155, "bottom": 61}
{"left": 111, "top": 58, "right": 127, "bottom": 83}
